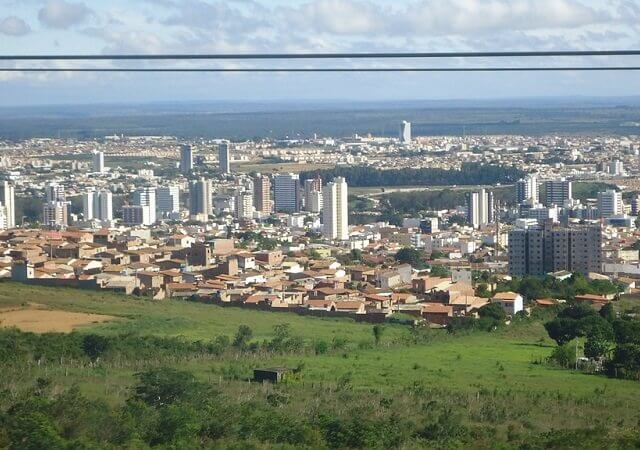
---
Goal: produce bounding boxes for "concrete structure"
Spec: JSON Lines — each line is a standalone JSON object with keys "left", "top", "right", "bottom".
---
{"left": 597, "top": 190, "right": 623, "bottom": 218}
{"left": 508, "top": 223, "right": 602, "bottom": 276}
{"left": 122, "top": 205, "right": 151, "bottom": 226}
{"left": 43, "top": 201, "right": 68, "bottom": 228}
{"left": 235, "top": 191, "right": 254, "bottom": 220}
{"left": 189, "top": 178, "right": 212, "bottom": 221}
{"left": 46, "top": 183, "right": 65, "bottom": 203}
{"left": 400, "top": 121, "right": 412, "bottom": 143}
{"left": 491, "top": 292, "right": 524, "bottom": 315}
{"left": 156, "top": 185, "right": 180, "bottom": 216}
{"left": 253, "top": 174, "right": 272, "bottom": 215}
{"left": 274, "top": 173, "right": 300, "bottom": 213}
{"left": 133, "top": 188, "right": 156, "bottom": 225}
{"left": 180, "top": 144, "right": 193, "bottom": 175}
{"left": 93, "top": 189, "right": 113, "bottom": 222}
{"left": 1, "top": 181, "right": 15, "bottom": 229}
{"left": 322, "top": 177, "right": 349, "bottom": 240}
{"left": 465, "top": 189, "right": 493, "bottom": 229}
{"left": 219, "top": 142, "right": 230, "bottom": 174}
{"left": 544, "top": 179, "right": 572, "bottom": 207}
{"left": 304, "top": 176, "right": 323, "bottom": 212}
{"left": 92, "top": 150, "right": 105, "bottom": 173}
{"left": 516, "top": 174, "right": 538, "bottom": 204}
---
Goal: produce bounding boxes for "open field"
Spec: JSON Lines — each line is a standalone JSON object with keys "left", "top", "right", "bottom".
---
{"left": 0, "top": 303, "right": 115, "bottom": 333}
{"left": 1, "top": 282, "right": 639, "bottom": 447}
{"left": 0, "top": 281, "right": 401, "bottom": 342}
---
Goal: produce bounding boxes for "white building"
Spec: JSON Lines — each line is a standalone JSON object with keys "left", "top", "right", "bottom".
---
{"left": 465, "top": 189, "right": 494, "bottom": 229}
{"left": 322, "top": 177, "right": 349, "bottom": 240}
{"left": 93, "top": 189, "right": 113, "bottom": 221}
{"left": 516, "top": 174, "right": 538, "bottom": 204}
{"left": 46, "top": 183, "right": 65, "bottom": 203}
{"left": 92, "top": 151, "right": 105, "bottom": 173}
{"left": 43, "top": 202, "right": 68, "bottom": 229}
{"left": 598, "top": 190, "right": 623, "bottom": 218}
{"left": 133, "top": 187, "right": 156, "bottom": 225}
{"left": 234, "top": 191, "right": 254, "bottom": 220}
{"left": 400, "top": 121, "right": 412, "bottom": 143}
{"left": 157, "top": 185, "right": 180, "bottom": 216}
{"left": 0, "top": 182, "right": 15, "bottom": 229}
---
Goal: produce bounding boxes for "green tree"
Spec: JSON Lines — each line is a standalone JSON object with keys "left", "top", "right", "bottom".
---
{"left": 82, "top": 334, "right": 110, "bottom": 361}
{"left": 8, "top": 412, "right": 65, "bottom": 450}
{"left": 232, "top": 325, "right": 253, "bottom": 350}
{"left": 478, "top": 303, "right": 507, "bottom": 322}
{"left": 395, "top": 248, "right": 427, "bottom": 269}
{"left": 133, "top": 368, "right": 199, "bottom": 408}
{"left": 372, "top": 325, "right": 384, "bottom": 346}
{"left": 545, "top": 318, "right": 580, "bottom": 346}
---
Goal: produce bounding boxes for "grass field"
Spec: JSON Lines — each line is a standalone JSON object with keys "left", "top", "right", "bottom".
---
{"left": 1, "top": 282, "right": 640, "bottom": 447}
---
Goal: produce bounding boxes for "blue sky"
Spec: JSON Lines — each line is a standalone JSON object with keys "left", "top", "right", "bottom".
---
{"left": 1, "top": 0, "right": 640, "bottom": 105}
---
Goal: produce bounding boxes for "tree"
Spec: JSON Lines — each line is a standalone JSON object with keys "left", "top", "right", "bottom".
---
{"left": 8, "top": 412, "right": 65, "bottom": 450}
{"left": 430, "top": 265, "right": 451, "bottom": 278}
{"left": 372, "top": 325, "right": 384, "bottom": 346}
{"left": 584, "top": 336, "right": 611, "bottom": 359}
{"left": 82, "top": 334, "right": 110, "bottom": 361}
{"left": 599, "top": 302, "right": 616, "bottom": 322}
{"left": 612, "top": 319, "right": 640, "bottom": 345}
{"left": 545, "top": 318, "right": 580, "bottom": 346}
{"left": 478, "top": 303, "right": 507, "bottom": 322}
{"left": 232, "top": 325, "right": 253, "bottom": 350}
{"left": 395, "top": 248, "right": 427, "bottom": 269}
{"left": 133, "top": 368, "right": 199, "bottom": 408}
{"left": 475, "top": 283, "right": 490, "bottom": 298}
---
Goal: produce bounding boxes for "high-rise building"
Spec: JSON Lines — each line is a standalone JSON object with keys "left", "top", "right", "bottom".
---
{"left": 234, "top": 191, "right": 254, "bottom": 220}
{"left": 304, "top": 176, "right": 323, "bottom": 212}
{"left": 631, "top": 195, "right": 640, "bottom": 216}
{"left": 46, "top": 183, "right": 65, "bottom": 203}
{"left": 180, "top": 144, "right": 193, "bottom": 176}
{"left": 0, "top": 182, "right": 15, "bottom": 229}
{"left": 93, "top": 189, "right": 113, "bottom": 221}
{"left": 516, "top": 174, "right": 538, "bottom": 204}
{"left": 83, "top": 191, "right": 94, "bottom": 220}
{"left": 597, "top": 190, "right": 623, "bottom": 218}
{"left": 465, "top": 189, "right": 493, "bottom": 229}
{"left": 322, "top": 177, "right": 349, "bottom": 240}
{"left": 122, "top": 205, "right": 151, "bottom": 226}
{"left": 508, "top": 222, "right": 601, "bottom": 276}
{"left": 274, "top": 173, "right": 300, "bottom": 213}
{"left": 92, "top": 151, "right": 105, "bottom": 173}
{"left": 219, "top": 142, "right": 230, "bottom": 174}
{"left": 400, "top": 121, "right": 412, "bottom": 143}
{"left": 43, "top": 202, "right": 68, "bottom": 229}
{"left": 189, "top": 178, "right": 212, "bottom": 221}
{"left": 156, "top": 185, "right": 180, "bottom": 216}
{"left": 606, "top": 160, "right": 624, "bottom": 176}
{"left": 133, "top": 188, "right": 156, "bottom": 225}
{"left": 544, "top": 179, "right": 572, "bottom": 207}
{"left": 253, "top": 174, "right": 272, "bottom": 215}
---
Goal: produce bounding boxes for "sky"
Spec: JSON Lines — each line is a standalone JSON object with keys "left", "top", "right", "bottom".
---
{"left": 1, "top": 0, "right": 640, "bottom": 106}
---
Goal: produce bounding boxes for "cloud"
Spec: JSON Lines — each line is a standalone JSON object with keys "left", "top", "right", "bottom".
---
{"left": 0, "top": 16, "right": 31, "bottom": 36}
{"left": 38, "top": 0, "right": 92, "bottom": 29}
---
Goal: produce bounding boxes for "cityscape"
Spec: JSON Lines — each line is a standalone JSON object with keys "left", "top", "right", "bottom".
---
{"left": 2, "top": 0, "right": 640, "bottom": 448}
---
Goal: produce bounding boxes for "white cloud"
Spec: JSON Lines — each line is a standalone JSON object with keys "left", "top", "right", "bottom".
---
{"left": 0, "top": 16, "right": 31, "bottom": 36}
{"left": 38, "top": 0, "right": 92, "bottom": 29}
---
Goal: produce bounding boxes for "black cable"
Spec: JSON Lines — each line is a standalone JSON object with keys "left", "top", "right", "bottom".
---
{"left": 3, "top": 67, "right": 640, "bottom": 72}
{"left": 1, "top": 50, "right": 640, "bottom": 61}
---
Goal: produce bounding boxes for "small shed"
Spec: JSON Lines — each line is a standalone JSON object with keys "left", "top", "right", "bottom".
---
{"left": 253, "top": 367, "right": 291, "bottom": 383}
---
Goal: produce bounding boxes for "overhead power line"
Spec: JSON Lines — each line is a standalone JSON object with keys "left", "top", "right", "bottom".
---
{"left": 3, "top": 67, "right": 640, "bottom": 72}
{"left": 1, "top": 50, "right": 640, "bottom": 60}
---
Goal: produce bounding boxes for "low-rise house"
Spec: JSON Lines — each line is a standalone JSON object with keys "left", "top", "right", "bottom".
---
{"left": 421, "top": 303, "right": 454, "bottom": 326}
{"left": 491, "top": 291, "right": 524, "bottom": 315}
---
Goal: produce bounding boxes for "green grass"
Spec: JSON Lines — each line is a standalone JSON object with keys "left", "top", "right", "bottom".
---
{"left": 232, "top": 161, "right": 333, "bottom": 174}
{"left": 2, "top": 281, "right": 640, "bottom": 439}
{"left": 0, "top": 282, "right": 402, "bottom": 342}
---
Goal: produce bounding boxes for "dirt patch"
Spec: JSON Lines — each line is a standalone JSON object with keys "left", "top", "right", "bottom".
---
{"left": 0, "top": 306, "right": 115, "bottom": 333}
